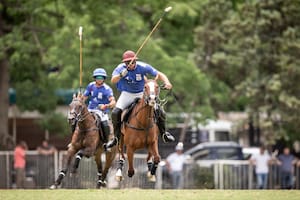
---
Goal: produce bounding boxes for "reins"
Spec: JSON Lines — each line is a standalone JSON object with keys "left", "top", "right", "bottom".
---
{"left": 126, "top": 100, "right": 155, "bottom": 131}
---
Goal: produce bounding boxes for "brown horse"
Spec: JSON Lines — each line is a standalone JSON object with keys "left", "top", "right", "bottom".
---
{"left": 50, "top": 93, "right": 116, "bottom": 189}
{"left": 115, "top": 79, "right": 161, "bottom": 182}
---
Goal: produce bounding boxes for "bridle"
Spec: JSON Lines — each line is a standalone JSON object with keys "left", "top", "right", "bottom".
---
{"left": 68, "top": 99, "right": 90, "bottom": 122}
{"left": 68, "top": 98, "right": 98, "bottom": 133}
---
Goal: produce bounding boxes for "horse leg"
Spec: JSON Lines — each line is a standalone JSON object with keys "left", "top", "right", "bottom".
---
{"left": 148, "top": 143, "right": 161, "bottom": 182}
{"left": 71, "top": 150, "right": 83, "bottom": 174}
{"left": 50, "top": 145, "right": 77, "bottom": 189}
{"left": 115, "top": 135, "right": 125, "bottom": 182}
{"left": 146, "top": 152, "right": 153, "bottom": 177}
{"left": 94, "top": 148, "right": 104, "bottom": 189}
{"left": 100, "top": 149, "right": 116, "bottom": 187}
{"left": 126, "top": 146, "right": 135, "bottom": 177}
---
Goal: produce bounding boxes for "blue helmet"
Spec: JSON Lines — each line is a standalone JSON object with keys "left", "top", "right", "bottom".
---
{"left": 92, "top": 68, "right": 107, "bottom": 78}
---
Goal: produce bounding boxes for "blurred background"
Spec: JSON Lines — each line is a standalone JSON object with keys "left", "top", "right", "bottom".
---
{"left": 0, "top": 0, "right": 300, "bottom": 189}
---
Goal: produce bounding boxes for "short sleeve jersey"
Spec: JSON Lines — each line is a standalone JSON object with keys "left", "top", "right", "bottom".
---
{"left": 83, "top": 82, "right": 113, "bottom": 112}
{"left": 112, "top": 61, "right": 158, "bottom": 93}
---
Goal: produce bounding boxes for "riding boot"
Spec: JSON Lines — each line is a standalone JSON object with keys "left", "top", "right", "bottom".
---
{"left": 105, "top": 108, "right": 122, "bottom": 148}
{"left": 101, "top": 120, "right": 110, "bottom": 143}
{"left": 156, "top": 107, "right": 175, "bottom": 143}
{"left": 101, "top": 120, "right": 111, "bottom": 151}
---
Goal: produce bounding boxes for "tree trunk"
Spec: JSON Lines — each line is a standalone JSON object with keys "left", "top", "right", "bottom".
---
{"left": 0, "top": 58, "right": 11, "bottom": 150}
{"left": 0, "top": 7, "right": 13, "bottom": 150}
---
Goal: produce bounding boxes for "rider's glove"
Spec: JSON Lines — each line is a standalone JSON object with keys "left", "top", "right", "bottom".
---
{"left": 120, "top": 68, "right": 128, "bottom": 78}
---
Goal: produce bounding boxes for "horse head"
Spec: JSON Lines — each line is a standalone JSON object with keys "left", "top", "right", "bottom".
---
{"left": 67, "top": 92, "right": 87, "bottom": 125}
{"left": 143, "top": 80, "right": 159, "bottom": 107}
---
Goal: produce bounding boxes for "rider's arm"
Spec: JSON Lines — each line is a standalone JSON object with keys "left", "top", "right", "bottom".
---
{"left": 111, "top": 74, "right": 121, "bottom": 84}
{"left": 155, "top": 71, "right": 172, "bottom": 89}
{"left": 107, "top": 96, "right": 116, "bottom": 109}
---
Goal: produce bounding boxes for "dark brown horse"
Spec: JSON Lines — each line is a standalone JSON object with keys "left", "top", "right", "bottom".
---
{"left": 50, "top": 93, "right": 116, "bottom": 189}
{"left": 115, "top": 79, "right": 160, "bottom": 182}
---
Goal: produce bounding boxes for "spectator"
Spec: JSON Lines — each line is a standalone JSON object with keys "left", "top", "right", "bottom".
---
{"left": 36, "top": 140, "right": 57, "bottom": 188}
{"left": 37, "top": 140, "right": 57, "bottom": 155}
{"left": 249, "top": 146, "right": 272, "bottom": 189}
{"left": 276, "top": 147, "right": 298, "bottom": 189}
{"left": 14, "top": 140, "right": 28, "bottom": 189}
{"left": 166, "top": 142, "right": 186, "bottom": 189}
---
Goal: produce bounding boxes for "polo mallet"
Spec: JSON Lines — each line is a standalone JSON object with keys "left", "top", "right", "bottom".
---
{"left": 78, "top": 26, "right": 83, "bottom": 93}
{"left": 128, "top": 6, "right": 172, "bottom": 66}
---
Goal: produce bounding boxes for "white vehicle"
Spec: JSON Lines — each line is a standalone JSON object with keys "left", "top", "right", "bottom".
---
{"left": 197, "top": 120, "right": 232, "bottom": 143}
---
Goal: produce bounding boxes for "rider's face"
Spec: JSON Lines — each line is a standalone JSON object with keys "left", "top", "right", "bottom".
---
{"left": 124, "top": 60, "right": 136, "bottom": 70}
{"left": 94, "top": 76, "right": 105, "bottom": 85}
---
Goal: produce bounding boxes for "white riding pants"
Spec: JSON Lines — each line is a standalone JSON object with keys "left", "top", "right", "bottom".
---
{"left": 88, "top": 109, "right": 109, "bottom": 121}
{"left": 115, "top": 91, "right": 143, "bottom": 110}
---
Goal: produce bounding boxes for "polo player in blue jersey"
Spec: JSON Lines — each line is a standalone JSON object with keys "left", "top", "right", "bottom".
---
{"left": 82, "top": 68, "right": 116, "bottom": 151}
{"left": 105, "top": 50, "right": 175, "bottom": 149}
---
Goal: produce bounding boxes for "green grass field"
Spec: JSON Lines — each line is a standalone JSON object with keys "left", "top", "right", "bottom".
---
{"left": 1, "top": 189, "right": 300, "bottom": 200}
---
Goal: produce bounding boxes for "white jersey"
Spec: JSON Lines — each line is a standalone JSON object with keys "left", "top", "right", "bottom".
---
{"left": 166, "top": 152, "right": 186, "bottom": 172}
{"left": 251, "top": 153, "right": 271, "bottom": 173}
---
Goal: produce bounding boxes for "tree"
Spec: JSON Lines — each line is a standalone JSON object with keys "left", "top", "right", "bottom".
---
{"left": 194, "top": 0, "right": 300, "bottom": 144}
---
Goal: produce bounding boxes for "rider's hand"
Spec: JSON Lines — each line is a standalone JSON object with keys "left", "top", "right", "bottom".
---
{"left": 163, "top": 82, "right": 172, "bottom": 90}
{"left": 120, "top": 68, "right": 128, "bottom": 78}
{"left": 99, "top": 104, "right": 107, "bottom": 110}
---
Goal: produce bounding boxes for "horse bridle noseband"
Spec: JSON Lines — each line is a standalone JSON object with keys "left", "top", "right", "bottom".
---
{"left": 69, "top": 100, "right": 89, "bottom": 122}
{"left": 69, "top": 99, "right": 98, "bottom": 133}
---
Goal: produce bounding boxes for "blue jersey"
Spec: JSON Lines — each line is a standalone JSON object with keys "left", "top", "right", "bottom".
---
{"left": 112, "top": 61, "right": 158, "bottom": 93}
{"left": 83, "top": 82, "right": 114, "bottom": 112}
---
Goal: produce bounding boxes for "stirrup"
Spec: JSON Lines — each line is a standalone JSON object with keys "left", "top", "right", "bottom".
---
{"left": 162, "top": 132, "right": 175, "bottom": 143}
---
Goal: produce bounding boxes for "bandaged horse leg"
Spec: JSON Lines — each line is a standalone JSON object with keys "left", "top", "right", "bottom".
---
{"left": 71, "top": 150, "right": 83, "bottom": 174}
{"left": 115, "top": 157, "right": 125, "bottom": 181}
{"left": 148, "top": 144, "right": 160, "bottom": 182}
{"left": 151, "top": 155, "right": 160, "bottom": 176}
{"left": 94, "top": 149, "right": 104, "bottom": 188}
{"left": 146, "top": 152, "right": 153, "bottom": 178}
{"left": 52, "top": 144, "right": 77, "bottom": 188}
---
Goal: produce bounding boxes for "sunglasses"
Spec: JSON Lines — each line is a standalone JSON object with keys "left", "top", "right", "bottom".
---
{"left": 124, "top": 60, "right": 136, "bottom": 66}
{"left": 95, "top": 76, "right": 104, "bottom": 80}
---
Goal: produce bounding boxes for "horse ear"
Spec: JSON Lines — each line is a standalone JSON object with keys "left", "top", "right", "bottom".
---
{"left": 78, "top": 91, "right": 83, "bottom": 98}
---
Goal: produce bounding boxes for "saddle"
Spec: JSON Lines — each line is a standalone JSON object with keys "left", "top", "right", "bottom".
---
{"left": 122, "top": 98, "right": 141, "bottom": 123}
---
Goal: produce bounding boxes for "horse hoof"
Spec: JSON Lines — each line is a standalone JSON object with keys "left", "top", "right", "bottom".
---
{"left": 148, "top": 175, "right": 156, "bottom": 182}
{"left": 128, "top": 170, "right": 134, "bottom": 178}
{"left": 49, "top": 185, "right": 57, "bottom": 189}
{"left": 115, "top": 169, "right": 123, "bottom": 182}
{"left": 115, "top": 175, "right": 123, "bottom": 182}
{"left": 147, "top": 171, "right": 151, "bottom": 178}
{"left": 97, "top": 180, "right": 107, "bottom": 188}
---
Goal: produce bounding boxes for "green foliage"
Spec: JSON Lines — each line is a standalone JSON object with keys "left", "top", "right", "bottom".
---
{"left": 37, "top": 112, "right": 70, "bottom": 136}
{"left": 194, "top": 0, "right": 300, "bottom": 143}
{"left": 2, "top": 0, "right": 300, "bottom": 144}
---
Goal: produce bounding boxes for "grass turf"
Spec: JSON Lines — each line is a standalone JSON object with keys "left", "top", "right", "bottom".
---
{"left": 1, "top": 189, "right": 300, "bottom": 200}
